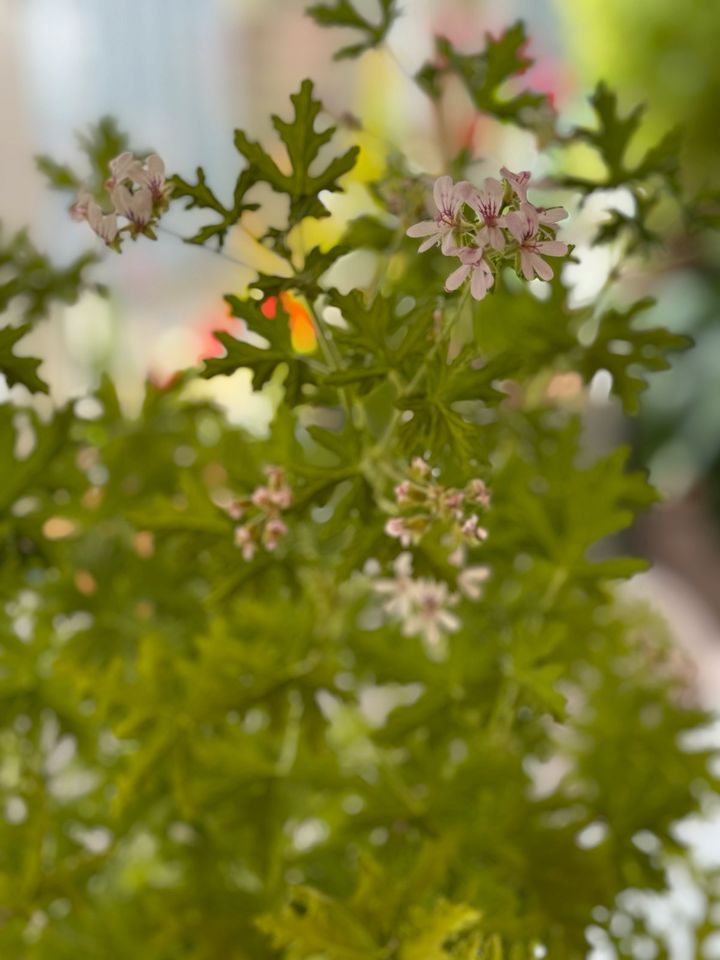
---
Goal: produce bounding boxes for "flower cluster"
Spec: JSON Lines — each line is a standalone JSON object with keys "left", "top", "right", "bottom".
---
{"left": 227, "top": 466, "right": 293, "bottom": 561}
{"left": 406, "top": 168, "right": 568, "bottom": 300}
{"left": 385, "top": 457, "right": 491, "bottom": 567}
{"left": 374, "top": 552, "right": 490, "bottom": 658}
{"left": 70, "top": 152, "right": 171, "bottom": 249}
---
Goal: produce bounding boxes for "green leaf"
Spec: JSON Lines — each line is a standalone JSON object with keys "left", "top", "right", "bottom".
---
{"left": 170, "top": 166, "right": 260, "bottom": 249}
{"left": 0, "top": 224, "right": 98, "bottom": 323}
{"left": 234, "top": 79, "right": 359, "bottom": 229}
{"left": 0, "top": 324, "right": 48, "bottom": 394}
{"left": 416, "top": 22, "right": 552, "bottom": 130}
{"left": 0, "top": 403, "right": 74, "bottom": 511}
{"left": 578, "top": 298, "right": 692, "bottom": 413}
{"left": 201, "top": 294, "right": 317, "bottom": 404}
{"left": 561, "top": 83, "right": 682, "bottom": 192}
{"left": 258, "top": 886, "right": 381, "bottom": 959}
{"left": 306, "top": 0, "right": 400, "bottom": 60}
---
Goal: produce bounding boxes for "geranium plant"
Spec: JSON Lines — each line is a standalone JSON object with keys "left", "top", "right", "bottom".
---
{"left": 1, "top": 3, "right": 718, "bottom": 958}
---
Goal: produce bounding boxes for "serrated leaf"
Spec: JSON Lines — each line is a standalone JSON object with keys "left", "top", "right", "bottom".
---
{"left": 306, "top": 0, "right": 400, "bottom": 60}
{"left": 578, "top": 298, "right": 691, "bottom": 413}
{"left": 234, "top": 79, "right": 359, "bottom": 229}
{"left": 170, "top": 166, "right": 260, "bottom": 249}
{"left": 0, "top": 324, "right": 48, "bottom": 394}
{"left": 202, "top": 295, "right": 317, "bottom": 405}
{"left": 416, "top": 22, "right": 552, "bottom": 130}
{"left": 0, "top": 403, "right": 74, "bottom": 510}
{"left": 562, "top": 83, "right": 682, "bottom": 193}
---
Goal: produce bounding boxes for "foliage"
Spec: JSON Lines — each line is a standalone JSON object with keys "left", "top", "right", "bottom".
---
{"left": 1, "top": 7, "right": 718, "bottom": 960}
{"left": 306, "top": 0, "right": 400, "bottom": 61}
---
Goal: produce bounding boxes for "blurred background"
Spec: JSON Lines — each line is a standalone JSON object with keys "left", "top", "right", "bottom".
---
{"left": 2, "top": 1, "right": 720, "bottom": 951}
{"left": 2, "top": 0, "right": 720, "bottom": 713}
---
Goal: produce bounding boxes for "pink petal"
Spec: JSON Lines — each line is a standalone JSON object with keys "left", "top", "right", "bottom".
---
{"left": 504, "top": 210, "right": 524, "bottom": 244}
{"left": 407, "top": 220, "right": 439, "bottom": 238}
{"left": 483, "top": 177, "right": 504, "bottom": 203}
{"left": 433, "top": 175, "right": 454, "bottom": 211}
{"left": 418, "top": 235, "right": 439, "bottom": 253}
{"left": 445, "top": 263, "right": 471, "bottom": 292}
{"left": 529, "top": 252, "right": 554, "bottom": 281}
{"left": 470, "top": 262, "right": 493, "bottom": 301}
{"left": 535, "top": 240, "right": 567, "bottom": 258}
{"left": 539, "top": 206, "right": 567, "bottom": 223}
{"left": 519, "top": 249, "right": 536, "bottom": 281}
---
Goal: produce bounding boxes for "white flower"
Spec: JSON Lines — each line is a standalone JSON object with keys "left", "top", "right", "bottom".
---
{"left": 406, "top": 175, "right": 473, "bottom": 254}
{"left": 504, "top": 203, "right": 568, "bottom": 281}
{"left": 384, "top": 517, "right": 415, "bottom": 548}
{"left": 445, "top": 246, "right": 494, "bottom": 301}
{"left": 457, "top": 565, "right": 490, "bottom": 600}
{"left": 111, "top": 184, "right": 154, "bottom": 229}
{"left": 402, "top": 578, "right": 460, "bottom": 653}
{"left": 374, "top": 552, "right": 416, "bottom": 619}
{"left": 467, "top": 177, "right": 506, "bottom": 250}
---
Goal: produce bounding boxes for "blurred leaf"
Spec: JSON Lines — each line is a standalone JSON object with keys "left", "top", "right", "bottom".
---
{"left": 0, "top": 324, "right": 48, "bottom": 394}
{"left": 306, "top": 0, "right": 400, "bottom": 60}
{"left": 234, "top": 79, "right": 359, "bottom": 229}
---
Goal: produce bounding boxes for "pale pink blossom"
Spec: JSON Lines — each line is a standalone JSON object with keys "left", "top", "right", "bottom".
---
{"left": 537, "top": 205, "right": 568, "bottom": 227}
{"left": 385, "top": 517, "right": 415, "bottom": 548}
{"left": 445, "top": 246, "right": 494, "bottom": 302}
{"left": 500, "top": 166, "right": 531, "bottom": 202}
{"left": 263, "top": 518, "right": 288, "bottom": 551}
{"left": 402, "top": 578, "right": 460, "bottom": 652}
{"left": 374, "top": 552, "right": 416, "bottom": 620}
{"left": 86, "top": 202, "right": 118, "bottom": 244}
{"left": 105, "top": 152, "right": 144, "bottom": 190}
{"left": 410, "top": 457, "right": 431, "bottom": 479}
{"left": 69, "top": 190, "right": 92, "bottom": 222}
{"left": 136, "top": 154, "right": 167, "bottom": 201}
{"left": 461, "top": 515, "right": 488, "bottom": 542}
{"left": 406, "top": 175, "right": 473, "bottom": 254}
{"left": 467, "top": 177, "right": 506, "bottom": 250}
{"left": 457, "top": 565, "right": 490, "bottom": 600}
{"left": 504, "top": 203, "right": 568, "bottom": 281}
{"left": 111, "top": 184, "right": 153, "bottom": 229}
{"left": 466, "top": 478, "right": 491, "bottom": 508}
{"left": 234, "top": 525, "right": 256, "bottom": 561}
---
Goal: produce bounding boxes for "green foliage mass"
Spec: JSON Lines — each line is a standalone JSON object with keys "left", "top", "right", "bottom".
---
{"left": 1, "top": 10, "right": 717, "bottom": 960}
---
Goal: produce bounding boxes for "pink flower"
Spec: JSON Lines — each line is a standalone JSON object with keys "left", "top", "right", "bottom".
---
{"left": 69, "top": 190, "right": 92, "bottom": 222}
{"left": 457, "top": 565, "right": 490, "bottom": 600}
{"left": 86, "top": 202, "right": 118, "bottom": 244}
{"left": 466, "top": 478, "right": 491, "bottom": 508}
{"left": 537, "top": 205, "right": 568, "bottom": 227}
{"left": 461, "top": 515, "right": 488, "bottom": 542}
{"left": 406, "top": 175, "right": 473, "bottom": 254}
{"left": 374, "top": 552, "right": 415, "bottom": 619}
{"left": 467, "top": 177, "right": 506, "bottom": 250}
{"left": 385, "top": 517, "right": 414, "bottom": 548}
{"left": 402, "top": 578, "right": 460, "bottom": 652}
{"left": 234, "top": 525, "right": 256, "bottom": 561}
{"left": 105, "top": 151, "right": 144, "bottom": 190}
{"left": 111, "top": 184, "right": 153, "bottom": 229}
{"left": 263, "top": 518, "right": 288, "bottom": 551}
{"left": 500, "top": 166, "right": 531, "bottom": 202}
{"left": 504, "top": 203, "right": 568, "bottom": 281}
{"left": 135, "top": 154, "right": 167, "bottom": 201}
{"left": 445, "top": 246, "right": 494, "bottom": 302}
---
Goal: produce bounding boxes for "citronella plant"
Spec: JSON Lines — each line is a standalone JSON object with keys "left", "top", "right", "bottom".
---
{"left": 1, "top": 4, "right": 718, "bottom": 959}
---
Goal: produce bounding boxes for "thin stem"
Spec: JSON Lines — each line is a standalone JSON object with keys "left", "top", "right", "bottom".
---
{"left": 156, "top": 224, "right": 255, "bottom": 271}
{"left": 374, "top": 284, "right": 472, "bottom": 459}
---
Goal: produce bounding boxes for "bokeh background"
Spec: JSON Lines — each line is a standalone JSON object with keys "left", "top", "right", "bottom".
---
{"left": 2, "top": 2, "right": 720, "bottom": 945}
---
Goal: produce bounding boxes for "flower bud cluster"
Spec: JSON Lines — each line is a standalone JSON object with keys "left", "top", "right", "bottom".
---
{"left": 70, "top": 152, "right": 171, "bottom": 249}
{"left": 384, "top": 457, "right": 491, "bottom": 565}
{"left": 406, "top": 167, "right": 568, "bottom": 301}
{"left": 227, "top": 466, "right": 293, "bottom": 562}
